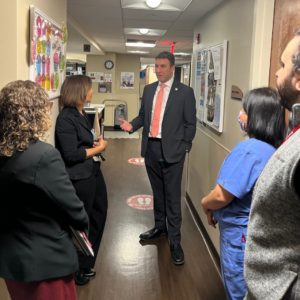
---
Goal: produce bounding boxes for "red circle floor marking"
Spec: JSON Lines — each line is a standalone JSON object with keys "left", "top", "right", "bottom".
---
{"left": 128, "top": 158, "right": 145, "bottom": 165}
{"left": 126, "top": 195, "right": 153, "bottom": 210}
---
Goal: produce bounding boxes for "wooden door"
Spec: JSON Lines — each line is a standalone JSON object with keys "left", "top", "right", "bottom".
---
{"left": 269, "top": 0, "right": 300, "bottom": 88}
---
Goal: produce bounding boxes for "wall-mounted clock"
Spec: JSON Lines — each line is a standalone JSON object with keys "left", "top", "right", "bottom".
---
{"left": 104, "top": 60, "right": 114, "bottom": 70}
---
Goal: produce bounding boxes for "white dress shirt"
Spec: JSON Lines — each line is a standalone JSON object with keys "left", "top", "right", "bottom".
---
{"left": 149, "top": 77, "right": 174, "bottom": 138}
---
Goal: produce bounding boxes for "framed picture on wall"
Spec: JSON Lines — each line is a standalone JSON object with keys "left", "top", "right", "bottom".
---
{"left": 194, "top": 40, "right": 227, "bottom": 133}
{"left": 29, "top": 6, "right": 67, "bottom": 99}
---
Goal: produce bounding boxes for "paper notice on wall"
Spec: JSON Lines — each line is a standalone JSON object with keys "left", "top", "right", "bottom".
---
{"left": 88, "top": 72, "right": 104, "bottom": 83}
{"left": 104, "top": 73, "right": 112, "bottom": 83}
{"left": 213, "top": 94, "right": 221, "bottom": 127}
{"left": 211, "top": 47, "right": 221, "bottom": 80}
{"left": 197, "top": 100, "right": 205, "bottom": 125}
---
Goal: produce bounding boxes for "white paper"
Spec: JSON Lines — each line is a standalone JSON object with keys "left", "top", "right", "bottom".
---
{"left": 104, "top": 73, "right": 112, "bottom": 83}
{"left": 211, "top": 47, "right": 221, "bottom": 80}
{"left": 197, "top": 100, "right": 205, "bottom": 125}
{"left": 121, "top": 72, "right": 134, "bottom": 89}
{"left": 213, "top": 94, "right": 221, "bottom": 127}
{"left": 88, "top": 72, "right": 104, "bottom": 83}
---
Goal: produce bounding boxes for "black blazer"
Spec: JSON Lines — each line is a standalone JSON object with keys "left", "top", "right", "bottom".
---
{"left": 131, "top": 80, "right": 196, "bottom": 163}
{"left": 55, "top": 106, "right": 94, "bottom": 180}
{"left": 0, "top": 140, "right": 89, "bottom": 282}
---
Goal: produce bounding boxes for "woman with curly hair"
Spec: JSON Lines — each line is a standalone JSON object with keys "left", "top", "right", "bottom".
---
{"left": 0, "top": 80, "right": 89, "bottom": 300}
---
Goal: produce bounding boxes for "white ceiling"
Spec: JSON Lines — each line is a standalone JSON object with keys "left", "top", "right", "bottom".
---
{"left": 67, "top": 0, "right": 224, "bottom": 65}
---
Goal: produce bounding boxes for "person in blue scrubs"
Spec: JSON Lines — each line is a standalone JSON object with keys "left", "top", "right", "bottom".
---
{"left": 201, "top": 88, "right": 286, "bottom": 300}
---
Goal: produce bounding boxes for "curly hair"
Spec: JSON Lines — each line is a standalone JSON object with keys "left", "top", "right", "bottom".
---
{"left": 0, "top": 80, "right": 53, "bottom": 157}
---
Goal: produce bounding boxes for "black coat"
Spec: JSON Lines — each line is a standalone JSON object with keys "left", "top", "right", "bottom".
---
{"left": 130, "top": 80, "right": 197, "bottom": 163}
{"left": 0, "top": 140, "right": 89, "bottom": 282}
{"left": 55, "top": 107, "right": 94, "bottom": 180}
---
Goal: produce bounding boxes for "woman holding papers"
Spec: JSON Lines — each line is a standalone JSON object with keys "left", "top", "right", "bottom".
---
{"left": 201, "top": 88, "right": 286, "bottom": 300}
{"left": 55, "top": 75, "right": 108, "bottom": 286}
{"left": 0, "top": 80, "right": 89, "bottom": 300}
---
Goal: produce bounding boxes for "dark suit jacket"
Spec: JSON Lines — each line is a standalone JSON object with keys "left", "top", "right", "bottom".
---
{"left": 55, "top": 106, "right": 94, "bottom": 180}
{"left": 130, "top": 80, "right": 196, "bottom": 163}
{"left": 0, "top": 140, "right": 89, "bottom": 282}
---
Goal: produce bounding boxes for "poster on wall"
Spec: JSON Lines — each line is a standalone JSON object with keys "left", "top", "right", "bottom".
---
{"left": 121, "top": 72, "right": 134, "bottom": 89}
{"left": 29, "top": 6, "right": 67, "bottom": 100}
{"left": 194, "top": 41, "right": 227, "bottom": 133}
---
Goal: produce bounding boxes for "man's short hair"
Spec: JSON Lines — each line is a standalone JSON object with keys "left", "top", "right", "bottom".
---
{"left": 292, "top": 28, "right": 300, "bottom": 74}
{"left": 155, "top": 51, "right": 175, "bottom": 67}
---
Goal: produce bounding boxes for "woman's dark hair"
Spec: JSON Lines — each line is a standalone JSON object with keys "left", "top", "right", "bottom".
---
{"left": 243, "top": 87, "right": 286, "bottom": 149}
{"left": 60, "top": 75, "right": 92, "bottom": 107}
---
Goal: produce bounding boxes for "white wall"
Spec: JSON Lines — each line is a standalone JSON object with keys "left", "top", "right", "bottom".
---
{"left": 188, "top": 0, "right": 275, "bottom": 253}
{"left": 86, "top": 53, "right": 141, "bottom": 126}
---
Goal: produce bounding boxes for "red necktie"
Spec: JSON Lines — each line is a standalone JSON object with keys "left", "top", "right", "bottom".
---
{"left": 151, "top": 84, "right": 167, "bottom": 137}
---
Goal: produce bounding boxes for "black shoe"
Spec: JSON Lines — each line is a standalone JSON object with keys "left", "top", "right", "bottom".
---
{"left": 170, "top": 244, "right": 185, "bottom": 265}
{"left": 84, "top": 268, "right": 96, "bottom": 278}
{"left": 74, "top": 268, "right": 90, "bottom": 286}
{"left": 139, "top": 228, "right": 167, "bottom": 241}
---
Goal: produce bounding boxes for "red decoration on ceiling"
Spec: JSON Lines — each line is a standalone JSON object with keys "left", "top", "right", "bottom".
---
{"left": 171, "top": 44, "right": 175, "bottom": 54}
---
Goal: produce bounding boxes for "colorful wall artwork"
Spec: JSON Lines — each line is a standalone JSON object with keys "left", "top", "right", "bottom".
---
{"left": 29, "top": 6, "right": 67, "bottom": 99}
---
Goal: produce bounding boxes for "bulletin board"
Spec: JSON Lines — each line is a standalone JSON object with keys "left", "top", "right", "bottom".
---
{"left": 29, "top": 6, "right": 67, "bottom": 99}
{"left": 195, "top": 41, "right": 227, "bottom": 133}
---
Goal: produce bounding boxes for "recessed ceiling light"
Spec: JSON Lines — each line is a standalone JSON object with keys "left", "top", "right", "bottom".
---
{"left": 146, "top": 0, "right": 162, "bottom": 9}
{"left": 139, "top": 29, "right": 149, "bottom": 35}
{"left": 126, "top": 42, "right": 155, "bottom": 48}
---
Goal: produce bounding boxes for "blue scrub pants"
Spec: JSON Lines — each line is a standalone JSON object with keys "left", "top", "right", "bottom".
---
{"left": 219, "top": 223, "right": 247, "bottom": 300}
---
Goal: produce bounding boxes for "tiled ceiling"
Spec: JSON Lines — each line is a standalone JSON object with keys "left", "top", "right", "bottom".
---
{"left": 67, "top": 0, "right": 224, "bottom": 64}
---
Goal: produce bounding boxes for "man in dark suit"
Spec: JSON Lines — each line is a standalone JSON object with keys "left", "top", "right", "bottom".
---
{"left": 119, "top": 51, "right": 196, "bottom": 265}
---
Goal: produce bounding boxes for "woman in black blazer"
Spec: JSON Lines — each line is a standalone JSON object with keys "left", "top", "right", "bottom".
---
{"left": 55, "top": 75, "right": 108, "bottom": 286}
{"left": 0, "top": 80, "right": 89, "bottom": 300}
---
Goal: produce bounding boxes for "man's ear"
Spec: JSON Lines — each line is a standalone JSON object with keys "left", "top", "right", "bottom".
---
{"left": 295, "top": 74, "right": 300, "bottom": 92}
{"left": 171, "top": 65, "right": 175, "bottom": 72}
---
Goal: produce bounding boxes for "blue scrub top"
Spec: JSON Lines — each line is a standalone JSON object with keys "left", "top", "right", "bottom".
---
{"left": 213, "top": 138, "right": 275, "bottom": 227}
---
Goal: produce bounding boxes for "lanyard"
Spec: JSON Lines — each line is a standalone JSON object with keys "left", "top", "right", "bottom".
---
{"left": 282, "top": 124, "right": 300, "bottom": 145}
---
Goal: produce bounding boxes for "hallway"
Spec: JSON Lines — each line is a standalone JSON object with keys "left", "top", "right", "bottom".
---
{"left": 76, "top": 137, "right": 226, "bottom": 300}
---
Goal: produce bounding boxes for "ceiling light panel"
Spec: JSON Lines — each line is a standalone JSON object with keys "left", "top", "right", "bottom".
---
{"left": 121, "top": 0, "right": 192, "bottom": 11}
{"left": 146, "top": 0, "right": 161, "bottom": 8}
{"left": 125, "top": 35, "right": 162, "bottom": 41}
{"left": 127, "top": 50, "right": 150, "bottom": 54}
{"left": 126, "top": 43, "right": 156, "bottom": 48}
{"left": 124, "top": 28, "right": 167, "bottom": 36}
{"left": 139, "top": 29, "right": 149, "bottom": 34}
